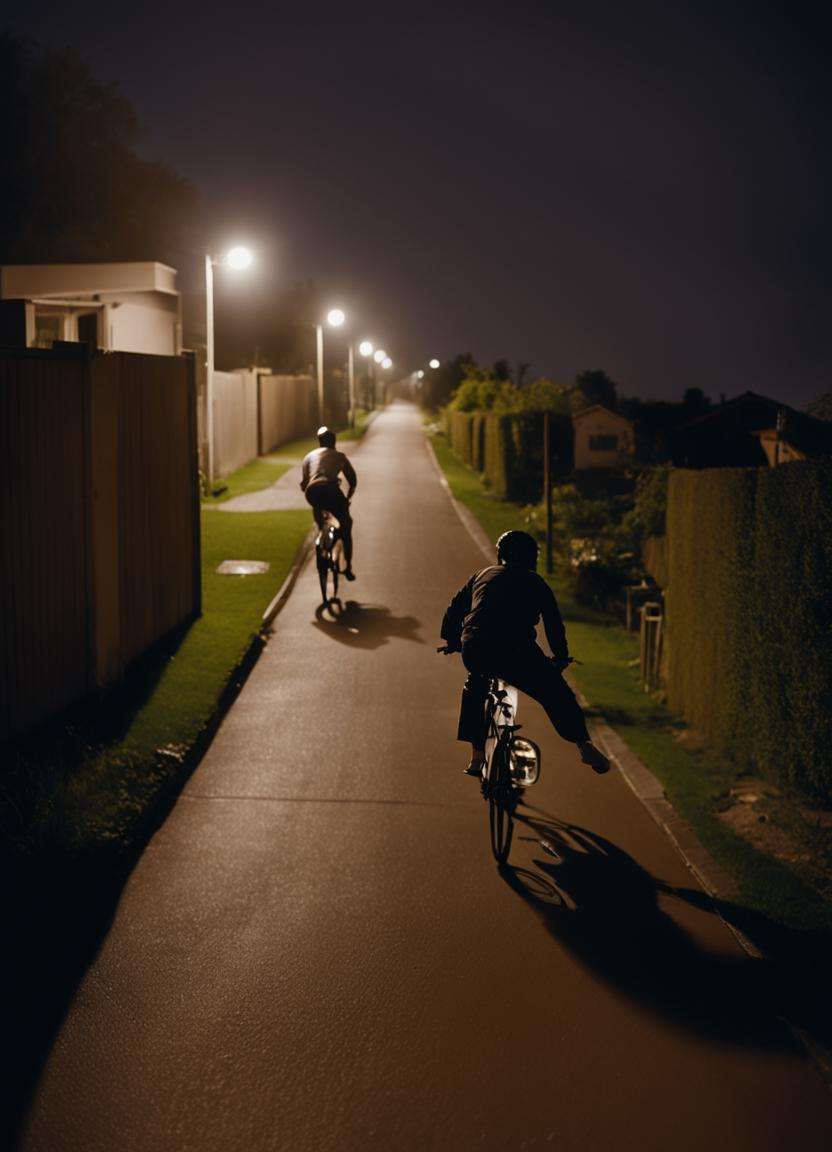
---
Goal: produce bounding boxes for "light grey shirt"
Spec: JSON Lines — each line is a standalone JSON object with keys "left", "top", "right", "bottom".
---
{"left": 300, "top": 447, "right": 357, "bottom": 494}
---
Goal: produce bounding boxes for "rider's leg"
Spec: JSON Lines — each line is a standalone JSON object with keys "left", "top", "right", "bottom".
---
{"left": 328, "top": 488, "right": 355, "bottom": 574}
{"left": 458, "top": 646, "right": 489, "bottom": 774}
{"left": 496, "top": 645, "right": 610, "bottom": 774}
{"left": 304, "top": 487, "right": 326, "bottom": 529}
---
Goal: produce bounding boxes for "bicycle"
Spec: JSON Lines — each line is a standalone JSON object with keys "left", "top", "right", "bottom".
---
{"left": 315, "top": 511, "right": 343, "bottom": 605}
{"left": 481, "top": 678, "right": 541, "bottom": 865}
{"left": 438, "top": 646, "right": 541, "bottom": 866}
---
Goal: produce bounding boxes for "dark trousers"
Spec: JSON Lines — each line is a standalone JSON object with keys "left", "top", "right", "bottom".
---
{"left": 305, "top": 482, "right": 353, "bottom": 567}
{"left": 457, "top": 639, "right": 589, "bottom": 747}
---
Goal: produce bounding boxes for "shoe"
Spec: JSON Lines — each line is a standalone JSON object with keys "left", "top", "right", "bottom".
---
{"left": 578, "top": 741, "right": 611, "bottom": 775}
{"left": 464, "top": 759, "right": 485, "bottom": 777}
{"left": 345, "top": 569, "right": 356, "bottom": 581}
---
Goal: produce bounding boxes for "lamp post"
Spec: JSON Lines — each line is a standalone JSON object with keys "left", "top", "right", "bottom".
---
{"left": 205, "top": 245, "right": 253, "bottom": 484}
{"left": 316, "top": 307, "right": 346, "bottom": 425}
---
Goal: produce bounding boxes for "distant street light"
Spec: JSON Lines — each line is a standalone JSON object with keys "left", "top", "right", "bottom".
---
{"left": 429, "top": 358, "right": 440, "bottom": 369}
{"left": 382, "top": 357, "right": 393, "bottom": 370}
{"left": 358, "top": 340, "right": 374, "bottom": 357}
{"left": 373, "top": 349, "right": 387, "bottom": 364}
{"left": 205, "top": 246, "right": 254, "bottom": 483}
{"left": 417, "top": 369, "right": 424, "bottom": 379}
{"left": 316, "top": 307, "right": 348, "bottom": 424}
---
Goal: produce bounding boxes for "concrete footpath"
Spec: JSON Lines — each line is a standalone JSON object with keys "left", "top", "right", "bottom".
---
{"left": 18, "top": 403, "right": 832, "bottom": 1151}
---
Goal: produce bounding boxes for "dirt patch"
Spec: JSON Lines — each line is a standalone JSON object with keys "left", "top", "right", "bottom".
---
{"left": 717, "top": 782, "right": 832, "bottom": 901}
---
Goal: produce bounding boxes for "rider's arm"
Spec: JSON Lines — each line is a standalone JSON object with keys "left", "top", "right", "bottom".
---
{"left": 340, "top": 454, "right": 357, "bottom": 499}
{"left": 540, "top": 581, "right": 569, "bottom": 661}
{"left": 441, "top": 578, "right": 474, "bottom": 650}
{"left": 299, "top": 454, "right": 310, "bottom": 492}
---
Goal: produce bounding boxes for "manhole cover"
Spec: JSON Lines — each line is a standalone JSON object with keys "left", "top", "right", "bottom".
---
{"left": 216, "top": 560, "right": 270, "bottom": 575}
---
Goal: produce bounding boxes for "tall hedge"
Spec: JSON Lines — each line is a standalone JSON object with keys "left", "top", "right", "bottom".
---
{"left": 445, "top": 408, "right": 572, "bottom": 502}
{"left": 666, "top": 461, "right": 832, "bottom": 800}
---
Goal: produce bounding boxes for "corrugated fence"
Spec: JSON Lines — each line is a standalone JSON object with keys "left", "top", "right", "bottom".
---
{"left": 0, "top": 347, "right": 200, "bottom": 737}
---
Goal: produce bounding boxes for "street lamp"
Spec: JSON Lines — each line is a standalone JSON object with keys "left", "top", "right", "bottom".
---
{"left": 382, "top": 357, "right": 393, "bottom": 370}
{"left": 373, "top": 349, "right": 387, "bottom": 364}
{"left": 429, "top": 358, "right": 440, "bottom": 369}
{"left": 205, "top": 245, "right": 254, "bottom": 484}
{"left": 316, "top": 307, "right": 347, "bottom": 425}
{"left": 417, "top": 369, "right": 424, "bottom": 379}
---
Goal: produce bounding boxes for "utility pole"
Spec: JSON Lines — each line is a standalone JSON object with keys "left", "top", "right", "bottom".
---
{"left": 544, "top": 411, "right": 553, "bottom": 574}
{"left": 348, "top": 344, "right": 355, "bottom": 428}
{"left": 316, "top": 324, "right": 324, "bottom": 426}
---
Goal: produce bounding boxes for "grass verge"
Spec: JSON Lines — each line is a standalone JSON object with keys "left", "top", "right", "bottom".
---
{"left": 0, "top": 509, "right": 310, "bottom": 856}
{"left": 203, "top": 409, "right": 375, "bottom": 503}
{"left": 429, "top": 428, "right": 832, "bottom": 935}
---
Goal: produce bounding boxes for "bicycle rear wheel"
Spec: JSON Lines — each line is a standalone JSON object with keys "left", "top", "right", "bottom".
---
{"left": 488, "top": 742, "right": 514, "bottom": 865}
{"left": 316, "top": 552, "right": 329, "bottom": 604}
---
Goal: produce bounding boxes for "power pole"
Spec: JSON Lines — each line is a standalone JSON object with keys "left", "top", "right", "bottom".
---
{"left": 544, "top": 411, "right": 553, "bottom": 574}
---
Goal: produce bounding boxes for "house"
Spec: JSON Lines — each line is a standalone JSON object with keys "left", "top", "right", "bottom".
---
{"left": 0, "top": 262, "right": 182, "bottom": 356}
{"left": 671, "top": 391, "right": 832, "bottom": 468}
{"left": 572, "top": 404, "right": 635, "bottom": 470}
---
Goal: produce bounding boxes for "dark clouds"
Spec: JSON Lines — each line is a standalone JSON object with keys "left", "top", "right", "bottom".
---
{"left": 8, "top": 1, "right": 831, "bottom": 402}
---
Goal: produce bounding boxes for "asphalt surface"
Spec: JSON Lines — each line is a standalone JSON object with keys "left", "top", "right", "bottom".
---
{"left": 17, "top": 403, "right": 832, "bottom": 1150}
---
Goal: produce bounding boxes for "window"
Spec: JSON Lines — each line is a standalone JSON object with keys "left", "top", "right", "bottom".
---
{"left": 589, "top": 434, "right": 618, "bottom": 451}
{"left": 33, "top": 313, "right": 63, "bottom": 349}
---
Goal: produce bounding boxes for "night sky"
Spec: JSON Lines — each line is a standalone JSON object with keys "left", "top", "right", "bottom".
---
{"left": 9, "top": 1, "right": 831, "bottom": 405}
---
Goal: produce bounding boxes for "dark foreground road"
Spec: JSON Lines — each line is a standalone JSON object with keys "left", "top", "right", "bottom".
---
{"left": 14, "top": 403, "right": 832, "bottom": 1150}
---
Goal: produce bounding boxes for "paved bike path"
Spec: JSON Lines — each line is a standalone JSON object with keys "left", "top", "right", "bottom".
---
{"left": 19, "top": 403, "right": 832, "bottom": 1150}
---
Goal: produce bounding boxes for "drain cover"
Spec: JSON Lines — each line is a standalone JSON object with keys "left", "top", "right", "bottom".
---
{"left": 216, "top": 560, "right": 270, "bottom": 575}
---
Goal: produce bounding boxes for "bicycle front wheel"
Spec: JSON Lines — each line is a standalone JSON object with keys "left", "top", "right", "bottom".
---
{"left": 488, "top": 742, "right": 514, "bottom": 865}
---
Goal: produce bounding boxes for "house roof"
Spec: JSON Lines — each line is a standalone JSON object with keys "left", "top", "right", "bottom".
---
{"left": 571, "top": 404, "right": 634, "bottom": 428}
{"left": 0, "top": 262, "right": 178, "bottom": 300}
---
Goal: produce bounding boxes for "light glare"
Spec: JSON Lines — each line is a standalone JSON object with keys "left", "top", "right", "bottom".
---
{"left": 373, "top": 349, "right": 386, "bottom": 364}
{"left": 429, "top": 358, "right": 440, "bottom": 369}
{"left": 417, "top": 369, "right": 424, "bottom": 379}
{"left": 359, "top": 340, "right": 374, "bottom": 357}
{"left": 382, "top": 357, "right": 393, "bottom": 370}
{"left": 226, "top": 246, "right": 253, "bottom": 270}
{"left": 327, "top": 308, "right": 346, "bottom": 327}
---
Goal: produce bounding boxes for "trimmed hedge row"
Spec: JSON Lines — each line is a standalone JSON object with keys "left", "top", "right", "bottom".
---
{"left": 666, "top": 461, "right": 832, "bottom": 800}
{"left": 445, "top": 409, "right": 572, "bottom": 502}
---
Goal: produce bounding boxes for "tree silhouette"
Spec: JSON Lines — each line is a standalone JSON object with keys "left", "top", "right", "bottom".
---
{"left": 0, "top": 32, "right": 201, "bottom": 267}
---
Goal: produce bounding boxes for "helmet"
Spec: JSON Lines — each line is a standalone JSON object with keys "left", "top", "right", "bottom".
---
{"left": 496, "top": 530, "right": 539, "bottom": 568}
{"left": 317, "top": 425, "right": 336, "bottom": 448}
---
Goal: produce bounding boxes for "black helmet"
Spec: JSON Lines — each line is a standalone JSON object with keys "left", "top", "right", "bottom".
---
{"left": 496, "top": 530, "right": 539, "bottom": 568}
{"left": 317, "top": 425, "right": 336, "bottom": 448}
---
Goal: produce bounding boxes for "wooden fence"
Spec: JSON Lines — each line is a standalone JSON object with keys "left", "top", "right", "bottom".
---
{"left": 258, "top": 373, "right": 316, "bottom": 454}
{"left": 0, "top": 347, "right": 200, "bottom": 737}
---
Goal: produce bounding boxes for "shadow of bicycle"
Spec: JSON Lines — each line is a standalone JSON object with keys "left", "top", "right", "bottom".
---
{"left": 500, "top": 804, "right": 832, "bottom": 1054}
{"left": 313, "top": 599, "right": 423, "bottom": 650}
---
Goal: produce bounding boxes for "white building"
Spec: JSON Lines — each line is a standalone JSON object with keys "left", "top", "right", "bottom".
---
{"left": 572, "top": 404, "right": 635, "bottom": 470}
{"left": 0, "top": 262, "right": 182, "bottom": 356}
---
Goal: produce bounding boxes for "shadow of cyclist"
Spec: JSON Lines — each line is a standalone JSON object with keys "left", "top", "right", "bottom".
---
{"left": 313, "top": 599, "right": 423, "bottom": 649}
{"left": 501, "top": 805, "right": 831, "bottom": 1053}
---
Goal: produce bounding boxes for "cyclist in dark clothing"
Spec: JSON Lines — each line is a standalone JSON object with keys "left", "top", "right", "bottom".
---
{"left": 441, "top": 530, "right": 610, "bottom": 776}
{"left": 300, "top": 427, "right": 357, "bottom": 580}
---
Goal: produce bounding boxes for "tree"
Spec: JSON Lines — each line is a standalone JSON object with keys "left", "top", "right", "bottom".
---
{"left": 0, "top": 32, "right": 201, "bottom": 267}
{"left": 682, "top": 387, "right": 711, "bottom": 416}
{"left": 572, "top": 369, "right": 618, "bottom": 411}
{"left": 421, "top": 353, "right": 472, "bottom": 411}
{"left": 492, "top": 358, "right": 512, "bottom": 381}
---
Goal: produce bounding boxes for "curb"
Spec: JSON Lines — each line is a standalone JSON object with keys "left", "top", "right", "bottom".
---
{"left": 262, "top": 527, "right": 316, "bottom": 628}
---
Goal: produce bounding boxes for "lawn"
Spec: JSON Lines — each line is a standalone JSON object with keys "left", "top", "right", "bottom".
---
{"left": 429, "top": 428, "right": 832, "bottom": 935}
{"left": 1, "top": 508, "right": 310, "bottom": 855}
